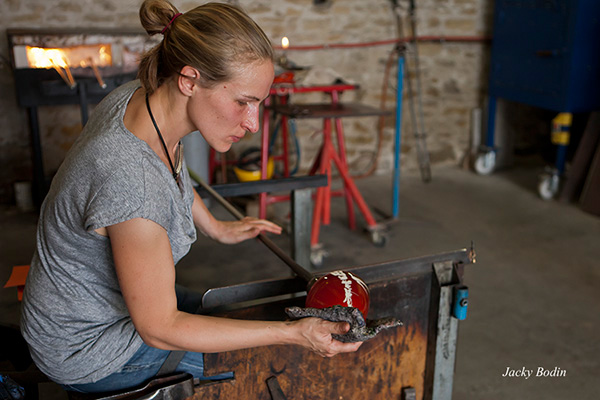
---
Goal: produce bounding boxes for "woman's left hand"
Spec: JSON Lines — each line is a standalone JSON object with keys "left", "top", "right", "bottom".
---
{"left": 192, "top": 190, "right": 281, "bottom": 244}
{"left": 213, "top": 216, "right": 282, "bottom": 244}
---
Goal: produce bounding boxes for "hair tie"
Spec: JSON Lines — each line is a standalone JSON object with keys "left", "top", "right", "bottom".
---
{"left": 161, "top": 12, "right": 182, "bottom": 34}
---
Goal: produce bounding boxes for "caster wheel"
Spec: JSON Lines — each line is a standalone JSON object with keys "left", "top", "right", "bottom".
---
{"left": 369, "top": 229, "right": 388, "bottom": 247}
{"left": 538, "top": 174, "right": 559, "bottom": 200}
{"left": 474, "top": 151, "right": 496, "bottom": 175}
{"left": 310, "top": 246, "right": 328, "bottom": 267}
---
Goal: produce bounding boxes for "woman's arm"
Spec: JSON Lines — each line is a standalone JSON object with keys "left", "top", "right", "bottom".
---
{"left": 107, "top": 217, "right": 360, "bottom": 357}
{"left": 191, "top": 188, "right": 282, "bottom": 244}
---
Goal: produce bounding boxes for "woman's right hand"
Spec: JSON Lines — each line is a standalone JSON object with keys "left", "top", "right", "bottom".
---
{"left": 108, "top": 216, "right": 362, "bottom": 354}
{"left": 291, "top": 317, "right": 362, "bottom": 357}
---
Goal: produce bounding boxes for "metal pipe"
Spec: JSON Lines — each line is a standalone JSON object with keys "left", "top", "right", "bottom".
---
{"left": 272, "top": 35, "right": 490, "bottom": 51}
{"left": 407, "top": 0, "right": 432, "bottom": 183}
{"left": 89, "top": 58, "right": 107, "bottom": 89}
{"left": 78, "top": 82, "right": 89, "bottom": 126}
{"left": 51, "top": 64, "right": 72, "bottom": 88}
{"left": 192, "top": 173, "right": 314, "bottom": 283}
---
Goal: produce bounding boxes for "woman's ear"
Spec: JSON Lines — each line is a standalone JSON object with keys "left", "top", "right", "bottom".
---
{"left": 178, "top": 66, "right": 200, "bottom": 96}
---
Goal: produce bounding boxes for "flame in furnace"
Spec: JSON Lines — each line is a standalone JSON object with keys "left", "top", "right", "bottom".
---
{"left": 26, "top": 45, "right": 112, "bottom": 69}
{"left": 27, "top": 47, "right": 69, "bottom": 68}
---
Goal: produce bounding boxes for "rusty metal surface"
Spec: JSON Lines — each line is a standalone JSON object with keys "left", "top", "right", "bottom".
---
{"left": 194, "top": 273, "right": 433, "bottom": 399}
{"left": 192, "top": 248, "right": 474, "bottom": 399}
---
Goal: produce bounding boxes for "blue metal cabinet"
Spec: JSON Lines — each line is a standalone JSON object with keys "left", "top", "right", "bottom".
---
{"left": 489, "top": 0, "right": 600, "bottom": 112}
{"left": 478, "top": 0, "right": 600, "bottom": 198}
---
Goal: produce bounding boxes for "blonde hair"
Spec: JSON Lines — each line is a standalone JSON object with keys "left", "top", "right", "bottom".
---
{"left": 138, "top": 0, "right": 273, "bottom": 93}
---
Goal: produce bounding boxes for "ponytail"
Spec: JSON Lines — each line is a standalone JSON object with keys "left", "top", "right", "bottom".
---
{"left": 137, "top": 0, "right": 273, "bottom": 94}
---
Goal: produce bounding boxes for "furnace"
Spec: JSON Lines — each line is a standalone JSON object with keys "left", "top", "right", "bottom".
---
{"left": 7, "top": 29, "right": 156, "bottom": 205}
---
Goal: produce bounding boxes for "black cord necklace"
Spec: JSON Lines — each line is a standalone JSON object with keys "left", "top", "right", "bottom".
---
{"left": 145, "top": 93, "right": 181, "bottom": 181}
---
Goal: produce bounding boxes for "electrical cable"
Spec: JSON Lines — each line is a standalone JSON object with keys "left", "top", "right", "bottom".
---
{"left": 288, "top": 119, "right": 301, "bottom": 176}
{"left": 349, "top": 45, "right": 399, "bottom": 179}
{"left": 269, "top": 115, "right": 301, "bottom": 176}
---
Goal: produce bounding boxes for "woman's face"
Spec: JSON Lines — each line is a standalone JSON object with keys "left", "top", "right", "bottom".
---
{"left": 188, "top": 60, "right": 274, "bottom": 153}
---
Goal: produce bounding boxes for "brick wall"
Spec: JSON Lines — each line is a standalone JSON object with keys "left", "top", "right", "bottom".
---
{"left": 0, "top": 0, "right": 493, "bottom": 204}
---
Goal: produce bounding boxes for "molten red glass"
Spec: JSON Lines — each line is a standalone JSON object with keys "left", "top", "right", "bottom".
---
{"left": 305, "top": 271, "right": 370, "bottom": 318}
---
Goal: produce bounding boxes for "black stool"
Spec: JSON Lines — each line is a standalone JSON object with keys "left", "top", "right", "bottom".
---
{"left": 1, "top": 323, "right": 55, "bottom": 399}
{"left": 1, "top": 324, "right": 193, "bottom": 400}
{"left": 66, "top": 372, "right": 194, "bottom": 400}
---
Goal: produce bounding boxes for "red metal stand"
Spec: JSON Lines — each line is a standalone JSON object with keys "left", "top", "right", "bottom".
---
{"left": 268, "top": 98, "right": 390, "bottom": 249}
{"left": 259, "top": 84, "right": 358, "bottom": 219}
{"left": 205, "top": 82, "right": 389, "bottom": 257}
{"left": 219, "top": 83, "right": 390, "bottom": 253}
{"left": 309, "top": 117, "right": 379, "bottom": 245}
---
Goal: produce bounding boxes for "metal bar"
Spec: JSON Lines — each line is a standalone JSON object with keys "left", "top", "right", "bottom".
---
{"left": 51, "top": 65, "right": 71, "bottom": 88}
{"left": 201, "top": 248, "right": 472, "bottom": 308}
{"left": 14, "top": 69, "right": 136, "bottom": 107}
{"left": 202, "top": 276, "right": 306, "bottom": 309}
{"left": 195, "top": 177, "right": 314, "bottom": 283}
{"left": 88, "top": 58, "right": 107, "bottom": 89}
{"left": 331, "top": 91, "right": 356, "bottom": 230}
{"left": 266, "top": 376, "right": 288, "bottom": 400}
{"left": 194, "top": 175, "right": 327, "bottom": 198}
{"left": 431, "top": 261, "right": 460, "bottom": 400}
{"left": 323, "top": 119, "right": 332, "bottom": 225}
{"left": 27, "top": 106, "right": 46, "bottom": 207}
{"left": 328, "top": 145, "right": 378, "bottom": 226}
{"left": 555, "top": 143, "right": 568, "bottom": 174}
{"left": 393, "top": 54, "right": 405, "bottom": 219}
{"left": 310, "top": 178, "right": 325, "bottom": 246}
{"left": 308, "top": 146, "right": 322, "bottom": 176}
{"left": 270, "top": 103, "right": 391, "bottom": 119}
{"left": 291, "top": 188, "right": 313, "bottom": 268}
{"left": 355, "top": 248, "right": 471, "bottom": 284}
{"left": 270, "top": 84, "right": 357, "bottom": 96}
{"left": 78, "top": 82, "right": 89, "bottom": 126}
{"left": 408, "top": 0, "right": 432, "bottom": 183}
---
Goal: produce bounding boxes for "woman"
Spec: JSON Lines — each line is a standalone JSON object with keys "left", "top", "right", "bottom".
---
{"left": 20, "top": 0, "right": 361, "bottom": 393}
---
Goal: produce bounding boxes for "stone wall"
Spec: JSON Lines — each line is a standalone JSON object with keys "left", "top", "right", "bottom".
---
{"left": 0, "top": 0, "right": 493, "bottom": 204}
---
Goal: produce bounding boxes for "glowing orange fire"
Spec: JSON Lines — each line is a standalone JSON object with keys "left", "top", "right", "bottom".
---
{"left": 26, "top": 44, "right": 112, "bottom": 69}
{"left": 26, "top": 44, "right": 112, "bottom": 88}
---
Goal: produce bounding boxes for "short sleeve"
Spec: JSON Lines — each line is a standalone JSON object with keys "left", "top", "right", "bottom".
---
{"left": 84, "top": 164, "right": 145, "bottom": 231}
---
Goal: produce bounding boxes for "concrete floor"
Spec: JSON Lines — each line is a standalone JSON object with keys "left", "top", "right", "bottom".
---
{"left": 2, "top": 161, "right": 600, "bottom": 399}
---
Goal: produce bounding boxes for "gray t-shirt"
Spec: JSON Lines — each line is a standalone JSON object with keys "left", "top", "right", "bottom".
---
{"left": 20, "top": 80, "right": 197, "bottom": 384}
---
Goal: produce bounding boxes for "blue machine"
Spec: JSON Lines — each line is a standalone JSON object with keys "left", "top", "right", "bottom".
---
{"left": 476, "top": 0, "right": 600, "bottom": 198}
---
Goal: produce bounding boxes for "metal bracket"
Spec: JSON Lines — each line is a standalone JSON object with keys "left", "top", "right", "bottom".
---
{"left": 402, "top": 387, "right": 417, "bottom": 400}
{"left": 431, "top": 261, "right": 460, "bottom": 400}
{"left": 433, "top": 260, "right": 456, "bottom": 287}
{"left": 266, "top": 376, "right": 288, "bottom": 400}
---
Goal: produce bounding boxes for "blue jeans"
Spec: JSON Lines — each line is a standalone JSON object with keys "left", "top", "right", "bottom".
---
{"left": 62, "top": 343, "right": 233, "bottom": 393}
{"left": 62, "top": 285, "right": 233, "bottom": 393}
